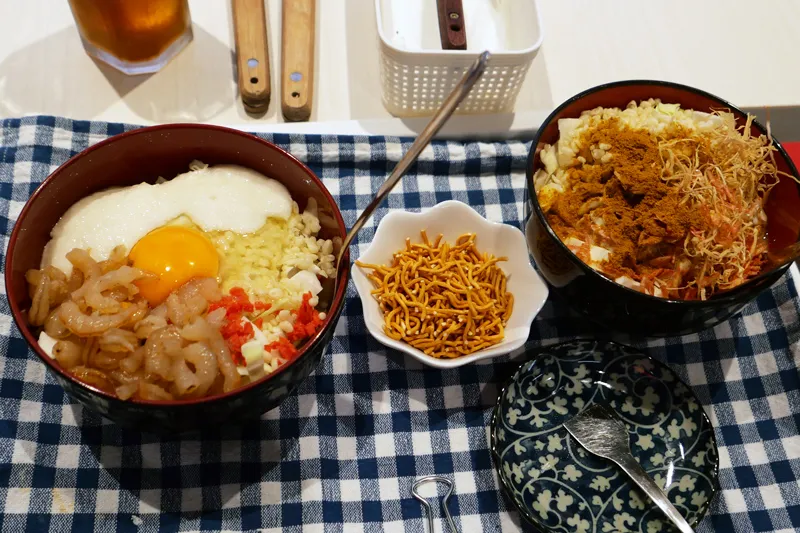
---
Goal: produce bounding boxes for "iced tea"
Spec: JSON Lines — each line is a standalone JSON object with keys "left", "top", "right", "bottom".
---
{"left": 68, "top": 0, "right": 192, "bottom": 74}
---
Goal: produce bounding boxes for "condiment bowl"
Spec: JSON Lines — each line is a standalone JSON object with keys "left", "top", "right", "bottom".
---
{"left": 524, "top": 80, "right": 800, "bottom": 337}
{"left": 4, "top": 124, "right": 350, "bottom": 432}
{"left": 352, "top": 200, "right": 548, "bottom": 368}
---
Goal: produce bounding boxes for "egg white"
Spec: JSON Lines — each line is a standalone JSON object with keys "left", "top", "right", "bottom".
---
{"left": 42, "top": 165, "right": 292, "bottom": 273}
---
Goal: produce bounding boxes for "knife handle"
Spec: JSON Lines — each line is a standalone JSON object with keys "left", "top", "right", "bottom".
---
{"left": 281, "top": 0, "right": 316, "bottom": 122}
{"left": 437, "top": 0, "right": 467, "bottom": 50}
{"left": 232, "top": 0, "right": 271, "bottom": 113}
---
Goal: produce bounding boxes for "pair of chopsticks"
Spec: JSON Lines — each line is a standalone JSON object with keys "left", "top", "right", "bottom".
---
{"left": 232, "top": 0, "right": 315, "bottom": 121}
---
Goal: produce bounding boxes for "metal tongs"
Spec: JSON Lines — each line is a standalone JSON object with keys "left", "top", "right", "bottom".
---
{"left": 412, "top": 476, "right": 460, "bottom": 533}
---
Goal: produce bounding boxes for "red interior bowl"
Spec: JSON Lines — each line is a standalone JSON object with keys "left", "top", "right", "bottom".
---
{"left": 4, "top": 124, "right": 349, "bottom": 432}
{"left": 525, "top": 80, "right": 800, "bottom": 336}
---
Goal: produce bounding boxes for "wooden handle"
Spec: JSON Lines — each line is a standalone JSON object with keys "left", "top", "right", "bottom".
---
{"left": 281, "top": 0, "right": 315, "bottom": 122}
{"left": 437, "top": 0, "right": 467, "bottom": 50}
{"left": 232, "top": 0, "right": 271, "bottom": 114}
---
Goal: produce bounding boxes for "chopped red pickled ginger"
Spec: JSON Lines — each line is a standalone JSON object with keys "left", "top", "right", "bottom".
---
{"left": 211, "top": 286, "right": 271, "bottom": 365}
{"left": 264, "top": 338, "right": 298, "bottom": 360}
{"left": 286, "top": 292, "right": 323, "bottom": 342}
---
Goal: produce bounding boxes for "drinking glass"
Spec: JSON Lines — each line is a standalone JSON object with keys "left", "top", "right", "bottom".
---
{"left": 68, "top": 0, "right": 193, "bottom": 75}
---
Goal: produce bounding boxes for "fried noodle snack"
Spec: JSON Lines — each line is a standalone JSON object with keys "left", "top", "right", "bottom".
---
{"left": 356, "top": 231, "right": 513, "bottom": 358}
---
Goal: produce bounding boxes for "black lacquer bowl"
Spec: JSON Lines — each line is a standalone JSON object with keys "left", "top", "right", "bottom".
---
{"left": 525, "top": 80, "right": 800, "bottom": 337}
{"left": 5, "top": 124, "right": 350, "bottom": 432}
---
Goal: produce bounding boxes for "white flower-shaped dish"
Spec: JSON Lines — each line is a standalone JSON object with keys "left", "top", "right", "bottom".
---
{"left": 352, "top": 200, "right": 549, "bottom": 369}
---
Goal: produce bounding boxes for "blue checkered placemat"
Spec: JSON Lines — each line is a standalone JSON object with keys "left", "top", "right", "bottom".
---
{"left": 1, "top": 116, "right": 799, "bottom": 533}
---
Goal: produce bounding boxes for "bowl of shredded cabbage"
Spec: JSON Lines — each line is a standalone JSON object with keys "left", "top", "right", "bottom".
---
{"left": 525, "top": 80, "right": 800, "bottom": 336}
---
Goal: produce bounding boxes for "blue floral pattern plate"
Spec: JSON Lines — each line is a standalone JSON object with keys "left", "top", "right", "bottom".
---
{"left": 491, "top": 341, "right": 719, "bottom": 533}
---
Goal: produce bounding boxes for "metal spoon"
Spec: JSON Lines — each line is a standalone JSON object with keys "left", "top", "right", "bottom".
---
{"left": 332, "top": 51, "right": 490, "bottom": 282}
{"left": 564, "top": 405, "right": 695, "bottom": 533}
{"left": 303, "top": 52, "right": 489, "bottom": 324}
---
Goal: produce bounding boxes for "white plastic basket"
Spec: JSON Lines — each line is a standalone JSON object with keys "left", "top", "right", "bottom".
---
{"left": 375, "top": 0, "right": 543, "bottom": 117}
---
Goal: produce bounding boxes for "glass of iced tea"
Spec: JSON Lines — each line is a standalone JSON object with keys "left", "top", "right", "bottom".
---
{"left": 68, "top": 0, "right": 192, "bottom": 75}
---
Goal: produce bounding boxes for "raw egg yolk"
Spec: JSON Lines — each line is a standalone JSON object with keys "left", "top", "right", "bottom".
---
{"left": 129, "top": 226, "right": 219, "bottom": 305}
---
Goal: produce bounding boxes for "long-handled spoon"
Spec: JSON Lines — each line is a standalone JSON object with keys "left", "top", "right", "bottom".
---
{"left": 328, "top": 51, "right": 491, "bottom": 294}
{"left": 291, "top": 52, "right": 490, "bottom": 311}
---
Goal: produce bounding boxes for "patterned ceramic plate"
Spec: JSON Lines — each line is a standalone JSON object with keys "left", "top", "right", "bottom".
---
{"left": 491, "top": 340, "right": 719, "bottom": 533}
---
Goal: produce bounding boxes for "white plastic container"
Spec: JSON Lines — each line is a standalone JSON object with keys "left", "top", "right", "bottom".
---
{"left": 375, "top": 0, "right": 543, "bottom": 117}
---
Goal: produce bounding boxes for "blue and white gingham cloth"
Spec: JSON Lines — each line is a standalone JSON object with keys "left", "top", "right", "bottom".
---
{"left": 0, "top": 116, "right": 799, "bottom": 533}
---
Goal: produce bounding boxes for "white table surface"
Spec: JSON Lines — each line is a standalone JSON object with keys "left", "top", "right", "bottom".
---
{"left": 1, "top": 0, "right": 800, "bottom": 139}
